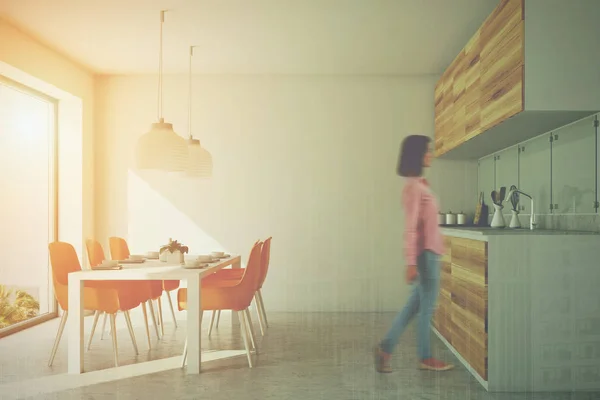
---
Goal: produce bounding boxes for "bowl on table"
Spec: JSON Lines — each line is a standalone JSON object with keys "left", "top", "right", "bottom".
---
{"left": 101, "top": 260, "right": 119, "bottom": 267}
{"left": 184, "top": 259, "right": 200, "bottom": 268}
{"left": 129, "top": 254, "right": 145, "bottom": 261}
{"left": 197, "top": 255, "right": 213, "bottom": 262}
{"left": 210, "top": 251, "right": 225, "bottom": 258}
{"left": 146, "top": 251, "right": 159, "bottom": 259}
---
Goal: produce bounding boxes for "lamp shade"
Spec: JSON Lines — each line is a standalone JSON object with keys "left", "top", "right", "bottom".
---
{"left": 136, "top": 118, "right": 188, "bottom": 172}
{"left": 185, "top": 138, "right": 213, "bottom": 178}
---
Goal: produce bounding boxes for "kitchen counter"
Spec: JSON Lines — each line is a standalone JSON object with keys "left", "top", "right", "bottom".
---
{"left": 441, "top": 226, "right": 599, "bottom": 241}
{"left": 434, "top": 232, "right": 600, "bottom": 392}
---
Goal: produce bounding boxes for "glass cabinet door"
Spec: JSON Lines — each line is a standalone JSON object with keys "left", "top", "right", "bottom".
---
{"left": 519, "top": 134, "right": 551, "bottom": 216}
{"left": 478, "top": 154, "right": 495, "bottom": 207}
{"left": 551, "top": 115, "right": 596, "bottom": 214}
{"left": 495, "top": 145, "right": 519, "bottom": 202}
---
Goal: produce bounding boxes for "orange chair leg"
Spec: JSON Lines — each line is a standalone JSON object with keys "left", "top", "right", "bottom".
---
{"left": 109, "top": 313, "right": 119, "bottom": 367}
{"left": 48, "top": 311, "right": 68, "bottom": 367}
{"left": 257, "top": 289, "right": 268, "bottom": 328}
{"left": 238, "top": 310, "right": 253, "bottom": 368}
{"left": 158, "top": 297, "right": 165, "bottom": 337}
{"left": 124, "top": 310, "right": 139, "bottom": 355}
{"left": 208, "top": 311, "right": 216, "bottom": 337}
{"left": 100, "top": 312, "right": 108, "bottom": 340}
{"left": 244, "top": 308, "right": 257, "bottom": 354}
{"left": 87, "top": 311, "right": 102, "bottom": 351}
{"left": 166, "top": 291, "right": 178, "bottom": 328}
{"left": 254, "top": 295, "right": 265, "bottom": 336}
{"left": 181, "top": 338, "right": 187, "bottom": 368}
{"left": 141, "top": 302, "right": 152, "bottom": 349}
{"left": 214, "top": 310, "right": 221, "bottom": 329}
{"left": 147, "top": 300, "right": 161, "bottom": 339}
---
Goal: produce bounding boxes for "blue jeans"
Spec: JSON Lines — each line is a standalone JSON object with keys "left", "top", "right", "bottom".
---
{"left": 381, "top": 250, "right": 441, "bottom": 360}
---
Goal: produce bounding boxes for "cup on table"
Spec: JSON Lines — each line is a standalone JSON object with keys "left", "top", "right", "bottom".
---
{"left": 210, "top": 251, "right": 225, "bottom": 258}
{"left": 197, "top": 255, "right": 213, "bottom": 262}
{"left": 129, "top": 254, "right": 144, "bottom": 260}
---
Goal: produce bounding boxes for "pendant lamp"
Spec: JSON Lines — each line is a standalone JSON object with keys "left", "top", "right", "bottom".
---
{"left": 184, "top": 45, "right": 213, "bottom": 178}
{"left": 136, "top": 10, "right": 188, "bottom": 172}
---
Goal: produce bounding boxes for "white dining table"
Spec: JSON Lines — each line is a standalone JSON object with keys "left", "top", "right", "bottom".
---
{"left": 67, "top": 256, "right": 242, "bottom": 375}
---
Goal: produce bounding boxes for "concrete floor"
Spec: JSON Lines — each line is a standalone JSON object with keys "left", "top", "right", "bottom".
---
{"left": 0, "top": 304, "right": 598, "bottom": 400}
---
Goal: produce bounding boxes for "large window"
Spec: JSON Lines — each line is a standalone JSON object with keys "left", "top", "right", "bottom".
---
{"left": 0, "top": 77, "right": 57, "bottom": 336}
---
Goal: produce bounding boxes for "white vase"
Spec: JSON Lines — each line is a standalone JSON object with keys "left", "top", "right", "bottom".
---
{"left": 166, "top": 250, "right": 184, "bottom": 264}
{"left": 490, "top": 203, "right": 506, "bottom": 228}
{"left": 509, "top": 209, "right": 521, "bottom": 228}
{"left": 159, "top": 251, "right": 168, "bottom": 262}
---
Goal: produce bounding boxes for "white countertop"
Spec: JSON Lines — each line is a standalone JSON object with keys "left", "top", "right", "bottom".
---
{"left": 441, "top": 226, "right": 600, "bottom": 241}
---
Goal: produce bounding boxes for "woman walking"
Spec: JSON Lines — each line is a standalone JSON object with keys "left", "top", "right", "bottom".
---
{"left": 374, "top": 135, "right": 454, "bottom": 373}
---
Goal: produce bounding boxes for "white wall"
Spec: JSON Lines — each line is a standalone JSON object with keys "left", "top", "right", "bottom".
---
{"left": 524, "top": 0, "right": 600, "bottom": 112}
{"left": 95, "top": 74, "right": 477, "bottom": 312}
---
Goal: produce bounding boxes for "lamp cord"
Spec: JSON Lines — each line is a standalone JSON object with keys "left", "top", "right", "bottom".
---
{"left": 188, "top": 46, "right": 194, "bottom": 140}
{"left": 157, "top": 10, "right": 165, "bottom": 121}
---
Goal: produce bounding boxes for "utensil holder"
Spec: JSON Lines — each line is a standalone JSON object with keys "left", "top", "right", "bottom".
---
{"left": 490, "top": 204, "right": 506, "bottom": 228}
{"left": 509, "top": 210, "right": 521, "bottom": 229}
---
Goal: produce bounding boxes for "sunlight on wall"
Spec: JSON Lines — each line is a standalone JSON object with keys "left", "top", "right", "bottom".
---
{"left": 97, "top": 75, "right": 479, "bottom": 312}
{"left": 127, "top": 169, "right": 227, "bottom": 258}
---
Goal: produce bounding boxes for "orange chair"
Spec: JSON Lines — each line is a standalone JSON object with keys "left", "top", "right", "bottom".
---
{"left": 109, "top": 237, "right": 163, "bottom": 341}
{"left": 85, "top": 239, "right": 154, "bottom": 350}
{"left": 48, "top": 241, "right": 141, "bottom": 367}
{"left": 178, "top": 241, "right": 263, "bottom": 368}
{"left": 208, "top": 237, "right": 272, "bottom": 335}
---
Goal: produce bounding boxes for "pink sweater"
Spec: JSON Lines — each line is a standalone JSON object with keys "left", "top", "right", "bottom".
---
{"left": 402, "top": 177, "right": 444, "bottom": 266}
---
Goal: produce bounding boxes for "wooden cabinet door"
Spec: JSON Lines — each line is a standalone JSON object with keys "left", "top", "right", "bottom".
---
{"left": 433, "top": 236, "right": 453, "bottom": 340}
{"left": 434, "top": 0, "right": 524, "bottom": 157}
{"left": 464, "top": 31, "right": 482, "bottom": 141}
{"left": 450, "top": 237, "right": 489, "bottom": 380}
{"left": 432, "top": 236, "right": 452, "bottom": 343}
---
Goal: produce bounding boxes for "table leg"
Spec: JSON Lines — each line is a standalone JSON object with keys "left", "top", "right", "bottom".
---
{"left": 231, "top": 258, "right": 241, "bottom": 327}
{"left": 186, "top": 274, "right": 201, "bottom": 374}
{"left": 67, "top": 276, "right": 84, "bottom": 374}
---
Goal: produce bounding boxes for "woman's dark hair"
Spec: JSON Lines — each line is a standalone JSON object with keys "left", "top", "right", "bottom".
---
{"left": 396, "top": 135, "right": 431, "bottom": 177}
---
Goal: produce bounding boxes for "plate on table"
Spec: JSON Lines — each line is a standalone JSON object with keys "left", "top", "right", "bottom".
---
{"left": 119, "top": 259, "right": 146, "bottom": 264}
{"left": 210, "top": 251, "right": 229, "bottom": 260}
{"left": 210, "top": 254, "right": 230, "bottom": 260}
{"left": 182, "top": 263, "right": 209, "bottom": 269}
{"left": 92, "top": 265, "right": 123, "bottom": 270}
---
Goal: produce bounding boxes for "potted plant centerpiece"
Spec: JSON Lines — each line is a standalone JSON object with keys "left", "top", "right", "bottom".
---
{"left": 159, "top": 238, "right": 189, "bottom": 264}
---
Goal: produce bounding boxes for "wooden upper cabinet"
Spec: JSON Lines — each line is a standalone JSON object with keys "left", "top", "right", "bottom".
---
{"left": 435, "top": 0, "right": 600, "bottom": 159}
{"left": 435, "top": 0, "right": 524, "bottom": 157}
